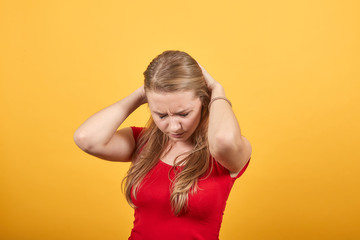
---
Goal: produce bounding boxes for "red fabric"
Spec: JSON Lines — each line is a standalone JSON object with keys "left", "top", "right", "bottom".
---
{"left": 128, "top": 126, "right": 250, "bottom": 240}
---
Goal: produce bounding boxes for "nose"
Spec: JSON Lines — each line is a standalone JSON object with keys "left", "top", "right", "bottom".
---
{"left": 168, "top": 117, "right": 181, "bottom": 132}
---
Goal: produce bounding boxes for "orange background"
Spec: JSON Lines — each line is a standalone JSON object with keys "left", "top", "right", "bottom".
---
{"left": 1, "top": 0, "right": 359, "bottom": 239}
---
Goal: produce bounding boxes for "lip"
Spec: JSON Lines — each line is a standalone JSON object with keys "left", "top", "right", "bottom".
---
{"left": 170, "top": 132, "right": 184, "bottom": 138}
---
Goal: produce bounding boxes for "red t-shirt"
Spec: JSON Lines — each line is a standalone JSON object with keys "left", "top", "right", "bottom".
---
{"left": 128, "top": 127, "right": 250, "bottom": 240}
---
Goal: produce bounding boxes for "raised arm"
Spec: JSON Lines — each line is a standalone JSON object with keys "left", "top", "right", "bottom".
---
{"left": 198, "top": 63, "right": 252, "bottom": 175}
{"left": 73, "top": 86, "right": 146, "bottom": 162}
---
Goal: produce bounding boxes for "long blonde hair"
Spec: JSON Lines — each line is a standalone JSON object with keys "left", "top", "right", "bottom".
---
{"left": 122, "top": 50, "right": 212, "bottom": 216}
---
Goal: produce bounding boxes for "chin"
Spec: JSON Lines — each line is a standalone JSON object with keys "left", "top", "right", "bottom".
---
{"left": 170, "top": 137, "right": 192, "bottom": 144}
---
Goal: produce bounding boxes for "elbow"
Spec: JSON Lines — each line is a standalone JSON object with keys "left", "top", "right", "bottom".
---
{"left": 209, "top": 134, "right": 249, "bottom": 173}
{"left": 73, "top": 130, "right": 92, "bottom": 152}
{"left": 209, "top": 133, "right": 242, "bottom": 159}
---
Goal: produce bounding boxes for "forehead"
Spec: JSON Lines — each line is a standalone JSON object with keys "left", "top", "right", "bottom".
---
{"left": 147, "top": 90, "right": 200, "bottom": 112}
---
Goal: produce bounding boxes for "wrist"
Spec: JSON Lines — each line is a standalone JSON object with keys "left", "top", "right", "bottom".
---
{"left": 208, "top": 97, "right": 232, "bottom": 110}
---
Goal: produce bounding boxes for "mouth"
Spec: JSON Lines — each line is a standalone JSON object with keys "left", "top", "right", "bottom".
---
{"left": 170, "top": 132, "right": 184, "bottom": 138}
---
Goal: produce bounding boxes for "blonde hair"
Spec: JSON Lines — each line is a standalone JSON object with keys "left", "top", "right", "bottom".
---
{"left": 122, "top": 50, "right": 212, "bottom": 216}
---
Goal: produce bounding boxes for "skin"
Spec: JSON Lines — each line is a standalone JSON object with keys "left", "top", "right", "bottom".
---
{"left": 147, "top": 90, "right": 202, "bottom": 144}
{"left": 146, "top": 90, "right": 203, "bottom": 165}
{"left": 74, "top": 63, "right": 252, "bottom": 177}
{"left": 198, "top": 63, "right": 252, "bottom": 177}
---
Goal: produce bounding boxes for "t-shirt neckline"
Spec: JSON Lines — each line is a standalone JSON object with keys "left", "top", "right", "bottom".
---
{"left": 159, "top": 159, "right": 184, "bottom": 168}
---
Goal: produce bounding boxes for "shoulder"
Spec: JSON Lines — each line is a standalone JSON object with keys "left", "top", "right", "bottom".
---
{"left": 130, "top": 126, "right": 146, "bottom": 142}
{"left": 211, "top": 156, "right": 251, "bottom": 179}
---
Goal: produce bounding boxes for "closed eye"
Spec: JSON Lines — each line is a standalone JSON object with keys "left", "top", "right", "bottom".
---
{"left": 179, "top": 113, "right": 189, "bottom": 117}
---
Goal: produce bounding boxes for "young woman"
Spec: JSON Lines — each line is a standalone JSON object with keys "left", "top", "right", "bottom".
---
{"left": 73, "top": 50, "right": 252, "bottom": 240}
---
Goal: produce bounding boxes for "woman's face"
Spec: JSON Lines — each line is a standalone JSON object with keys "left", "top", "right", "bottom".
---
{"left": 146, "top": 90, "right": 202, "bottom": 144}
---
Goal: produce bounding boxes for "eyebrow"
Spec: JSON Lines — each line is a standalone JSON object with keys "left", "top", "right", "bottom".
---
{"left": 153, "top": 109, "right": 192, "bottom": 115}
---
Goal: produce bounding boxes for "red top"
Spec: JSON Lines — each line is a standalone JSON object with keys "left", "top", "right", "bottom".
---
{"left": 128, "top": 127, "right": 250, "bottom": 240}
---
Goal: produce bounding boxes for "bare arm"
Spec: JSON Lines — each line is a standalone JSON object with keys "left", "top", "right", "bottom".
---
{"left": 198, "top": 63, "right": 252, "bottom": 175}
{"left": 73, "top": 86, "right": 146, "bottom": 162}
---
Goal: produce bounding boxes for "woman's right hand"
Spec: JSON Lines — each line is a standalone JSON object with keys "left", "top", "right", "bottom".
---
{"left": 137, "top": 85, "right": 147, "bottom": 105}
{"left": 74, "top": 84, "right": 147, "bottom": 161}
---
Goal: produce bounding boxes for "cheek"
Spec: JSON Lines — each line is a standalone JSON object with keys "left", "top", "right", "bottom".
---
{"left": 192, "top": 111, "right": 202, "bottom": 127}
{"left": 153, "top": 118, "right": 166, "bottom": 131}
{"left": 186, "top": 115, "right": 201, "bottom": 129}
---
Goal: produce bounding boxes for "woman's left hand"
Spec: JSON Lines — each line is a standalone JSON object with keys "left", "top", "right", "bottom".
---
{"left": 197, "top": 61, "right": 220, "bottom": 91}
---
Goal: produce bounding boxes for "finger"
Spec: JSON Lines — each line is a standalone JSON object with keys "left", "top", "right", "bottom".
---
{"left": 196, "top": 61, "right": 205, "bottom": 70}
